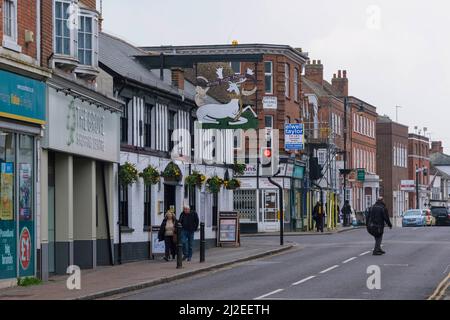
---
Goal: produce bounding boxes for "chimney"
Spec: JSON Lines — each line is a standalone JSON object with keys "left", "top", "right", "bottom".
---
{"left": 171, "top": 68, "right": 185, "bottom": 90}
{"left": 331, "top": 69, "right": 349, "bottom": 96}
{"left": 431, "top": 141, "right": 444, "bottom": 154}
{"left": 305, "top": 59, "right": 324, "bottom": 85}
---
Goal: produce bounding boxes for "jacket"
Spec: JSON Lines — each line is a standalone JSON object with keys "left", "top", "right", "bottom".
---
{"left": 313, "top": 204, "right": 324, "bottom": 219}
{"left": 158, "top": 218, "right": 178, "bottom": 242}
{"left": 367, "top": 201, "right": 392, "bottom": 236}
{"left": 179, "top": 211, "right": 199, "bottom": 233}
{"left": 342, "top": 204, "right": 352, "bottom": 215}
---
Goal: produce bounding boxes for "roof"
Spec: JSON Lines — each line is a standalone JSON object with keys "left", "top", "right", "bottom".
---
{"left": 430, "top": 152, "right": 450, "bottom": 166}
{"left": 99, "top": 32, "right": 218, "bottom": 104}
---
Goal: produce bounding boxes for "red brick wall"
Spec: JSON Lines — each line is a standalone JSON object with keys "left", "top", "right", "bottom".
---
{"left": 408, "top": 134, "right": 430, "bottom": 208}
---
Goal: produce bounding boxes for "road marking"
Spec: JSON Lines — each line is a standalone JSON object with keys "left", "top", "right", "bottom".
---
{"left": 292, "top": 276, "right": 316, "bottom": 286}
{"left": 359, "top": 251, "right": 371, "bottom": 256}
{"left": 320, "top": 265, "right": 339, "bottom": 274}
{"left": 254, "top": 289, "right": 284, "bottom": 300}
{"left": 343, "top": 257, "right": 358, "bottom": 264}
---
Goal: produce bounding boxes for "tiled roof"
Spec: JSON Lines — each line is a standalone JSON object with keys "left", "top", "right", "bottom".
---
{"left": 430, "top": 152, "right": 450, "bottom": 166}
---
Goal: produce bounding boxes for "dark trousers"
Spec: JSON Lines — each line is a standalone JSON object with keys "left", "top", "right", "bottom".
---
{"left": 164, "top": 236, "right": 176, "bottom": 258}
{"left": 374, "top": 233, "right": 384, "bottom": 252}
{"left": 182, "top": 230, "right": 195, "bottom": 259}
{"left": 316, "top": 217, "right": 324, "bottom": 232}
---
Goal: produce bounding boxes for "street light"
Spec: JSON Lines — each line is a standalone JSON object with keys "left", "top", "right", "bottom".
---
{"left": 416, "top": 166, "right": 428, "bottom": 209}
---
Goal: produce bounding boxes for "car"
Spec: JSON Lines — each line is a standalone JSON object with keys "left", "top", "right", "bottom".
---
{"left": 430, "top": 207, "right": 450, "bottom": 226}
{"left": 401, "top": 209, "right": 432, "bottom": 227}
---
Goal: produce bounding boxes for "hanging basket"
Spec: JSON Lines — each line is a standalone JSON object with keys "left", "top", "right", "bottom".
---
{"left": 139, "top": 165, "right": 160, "bottom": 186}
{"left": 225, "top": 178, "right": 241, "bottom": 190}
{"left": 119, "top": 162, "right": 139, "bottom": 186}
{"left": 185, "top": 170, "right": 206, "bottom": 188}
{"left": 206, "top": 176, "right": 224, "bottom": 193}
{"left": 161, "top": 162, "right": 183, "bottom": 183}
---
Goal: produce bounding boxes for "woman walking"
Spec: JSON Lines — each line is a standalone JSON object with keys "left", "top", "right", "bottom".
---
{"left": 158, "top": 209, "right": 178, "bottom": 261}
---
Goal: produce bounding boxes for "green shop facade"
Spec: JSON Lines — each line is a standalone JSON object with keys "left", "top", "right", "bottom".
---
{"left": 0, "top": 69, "right": 46, "bottom": 285}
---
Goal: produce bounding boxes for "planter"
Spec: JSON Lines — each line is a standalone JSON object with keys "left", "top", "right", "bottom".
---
{"left": 225, "top": 178, "right": 241, "bottom": 190}
{"left": 206, "top": 176, "right": 224, "bottom": 194}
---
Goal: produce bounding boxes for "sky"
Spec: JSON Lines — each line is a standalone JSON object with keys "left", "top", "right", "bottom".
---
{"left": 101, "top": 0, "right": 450, "bottom": 153}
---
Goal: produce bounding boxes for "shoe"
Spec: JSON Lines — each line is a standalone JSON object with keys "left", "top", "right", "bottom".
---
{"left": 164, "top": 257, "right": 169, "bottom": 262}
{"left": 372, "top": 251, "right": 383, "bottom": 256}
{"left": 182, "top": 256, "right": 187, "bottom": 261}
{"left": 187, "top": 258, "right": 191, "bottom": 262}
{"left": 379, "top": 250, "right": 386, "bottom": 254}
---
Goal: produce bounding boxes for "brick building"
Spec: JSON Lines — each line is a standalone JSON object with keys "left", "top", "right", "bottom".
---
{"left": 408, "top": 133, "right": 431, "bottom": 209}
{"left": 376, "top": 115, "right": 409, "bottom": 218}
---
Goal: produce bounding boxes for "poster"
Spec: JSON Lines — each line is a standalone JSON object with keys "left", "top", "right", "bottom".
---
{"left": 151, "top": 226, "right": 165, "bottom": 257}
{"left": 219, "top": 219, "right": 237, "bottom": 242}
{"left": 19, "top": 164, "right": 32, "bottom": 221}
{"left": 0, "top": 163, "right": 14, "bottom": 221}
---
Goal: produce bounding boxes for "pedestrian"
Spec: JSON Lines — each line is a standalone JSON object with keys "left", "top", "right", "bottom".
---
{"left": 313, "top": 201, "right": 324, "bottom": 233}
{"left": 366, "top": 197, "right": 392, "bottom": 256}
{"left": 179, "top": 204, "right": 199, "bottom": 262}
{"left": 158, "top": 209, "right": 178, "bottom": 262}
{"left": 342, "top": 200, "right": 352, "bottom": 227}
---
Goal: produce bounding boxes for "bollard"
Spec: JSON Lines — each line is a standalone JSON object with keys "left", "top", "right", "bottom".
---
{"left": 177, "top": 222, "right": 183, "bottom": 269}
{"left": 200, "top": 222, "right": 205, "bottom": 263}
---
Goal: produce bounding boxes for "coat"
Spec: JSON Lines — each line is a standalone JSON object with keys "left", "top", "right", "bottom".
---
{"left": 366, "top": 201, "right": 392, "bottom": 236}
{"left": 158, "top": 218, "right": 178, "bottom": 242}
{"left": 179, "top": 211, "right": 199, "bottom": 233}
{"left": 313, "top": 204, "right": 324, "bottom": 221}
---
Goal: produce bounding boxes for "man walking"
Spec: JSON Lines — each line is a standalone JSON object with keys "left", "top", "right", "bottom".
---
{"left": 366, "top": 197, "right": 392, "bottom": 256}
{"left": 313, "top": 201, "right": 324, "bottom": 233}
{"left": 342, "top": 200, "right": 352, "bottom": 227}
{"left": 179, "top": 204, "right": 199, "bottom": 262}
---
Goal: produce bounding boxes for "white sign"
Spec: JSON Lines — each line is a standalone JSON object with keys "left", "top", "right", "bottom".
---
{"left": 401, "top": 180, "right": 415, "bottom": 192}
{"left": 45, "top": 88, "right": 120, "bottom": 163}
{"left": 285, "top": 124, "right": 304, "bottom": 151}
{"left": 242, "top": 164, "right": 258, "bottom": 177}
{"left": 263, "top": 96, "right": 278, "bottom": 109}
{"left": 317, "top": 149, "right": 327, "bottom": 166}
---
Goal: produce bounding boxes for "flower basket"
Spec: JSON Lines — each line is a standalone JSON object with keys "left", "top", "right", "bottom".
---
{"left": 233, "top": 163, "right": 246, "bottom": 176}
{"left": 139, "top": 165, "right": 160, "bottom": 186}
{"left": 162, "top": 162, "right": 182, "bottom": 182}
{"left": 225, "top": 178, "right": 241, "bottom": 190}
{"left": 206, "top": 176, "right": 224, "bottom": 193}
{"left": 185, "top": 170, "right": 206, "bottom": 188}
{"left": 119, "top": 162, "right": 139, "bottom": 186}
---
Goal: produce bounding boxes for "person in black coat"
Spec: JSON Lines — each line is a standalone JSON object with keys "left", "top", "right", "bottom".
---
{"left": 179, "top": 205, "right": 199, "bottom": 262}
{"left": 158, "top": 210, "right": 178, "bottom": 261}
{"left": 342, "top": 201, "right": 352, "bottom": 227}
{"left": 366, "top": 197, "right": 392, "bottom": 255}
{"left": 313, "top": 201, "right": 324, "bottom": 233}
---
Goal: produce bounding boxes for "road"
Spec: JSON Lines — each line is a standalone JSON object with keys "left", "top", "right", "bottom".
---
{"left": 115, "top": 227, "right": 450, "bottom": 300}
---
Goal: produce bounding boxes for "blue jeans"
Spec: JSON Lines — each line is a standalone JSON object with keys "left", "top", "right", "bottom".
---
{"left": 181, "top": 230, "right": 194, "bottom": 259}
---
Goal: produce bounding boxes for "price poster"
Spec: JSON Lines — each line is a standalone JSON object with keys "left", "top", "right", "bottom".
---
{"left": 0, "top": 163, "right": 14, "bottom": 221}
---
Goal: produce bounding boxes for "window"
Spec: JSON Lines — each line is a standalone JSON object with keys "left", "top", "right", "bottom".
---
{"left": 265, "top": 115, "right": 273, "bottom": 128}
{"left": 54, "top": 0, "right": 72, "bottom": 55}
{"left": 212, "top": 193, "right": 218, "bottom": 228}
{"left": 284, "top": 63, "right": 290, "bottom": 98}
{"left": 119, "top": 185, "right": 129, "bottom": 227}
{"left": 144, "top": 104, "right": 152, "bottom": 148}
{"left": 230, "top": 61, "right": 241, "bottom": 74}
{"left": 264, "top": 61, "right": 273, "bottom": 94}
{"left": 168, "top": 110, "right": 177, "bottom": 153}
{"left": 353, "top": 113, "right": 356, "bottom": 132}
{"left": 3, "top": 0, "right": 18, "bottom": 49}
{"left": 294, "top": 68, "right": 299, "bottom": 101}
{"left": 120, "top": 99, "right": 129, "bottom": 144}
{"left": 285, "top": 116, "right": 291, "bottom": 124}
{"left": 144, "top": 185, "right": 151, "bottom": 227}
{"left": 78, "top": 15, "right": 93, "bottom": 65}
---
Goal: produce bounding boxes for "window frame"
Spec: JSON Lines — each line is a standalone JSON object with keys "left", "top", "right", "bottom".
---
{"left": 264, "top": 61, "right": 273, "bottom": 95}
{"left": 284, "top": 63, "right": 290, "bottom": 98}
{"left": 293, "top": 68, "right": 299, "bottom": 102}
{"left": 230, "top": 61, "right": 241, "bottom": 74}
{"left": 120, "top": 98, "right": 130, "bottom": 144}
{"left": 119, "top": 184, "right": 129, "bottom": 227}
{"left": 144, "top": 103, "right": 153, "bottom": 148}
{"left": 2, "top": 0, "right": 21, "bottom": 52}
{"left": 143, "top": 184, "right": 151, "bottom": 228}
{"left": 53, "top": 0, "right": 78, "bottom": 58}
{"left": 78, "top": 13, "right": 95, "bottom": 66}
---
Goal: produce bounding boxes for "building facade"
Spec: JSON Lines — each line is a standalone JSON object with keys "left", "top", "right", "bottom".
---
{"left": 408, "top": 133, "right": 430, "bottom": 209}
{"left": 376, "top": 115, "right": 409, "bottom": 218}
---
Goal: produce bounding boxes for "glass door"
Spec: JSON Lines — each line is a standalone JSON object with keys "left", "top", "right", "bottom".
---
{"left": 263, "top": 190, "right": 278, "bottom": 223}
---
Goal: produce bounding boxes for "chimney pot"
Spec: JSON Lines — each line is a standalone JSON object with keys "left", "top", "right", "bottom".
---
{"left": 313, "top": 60, "right": 316, "bottom": 65}
{"left": 318, "top": 60, "right": 321, "bottom": 64}
{"left": 338, "top": 70, "right": 342, "bottom": 78}
{"left": 333, "top": 74, "right": 337, "bottom": 79}
{"left": 343, "top": 70, "right": 347, "bottom": 78}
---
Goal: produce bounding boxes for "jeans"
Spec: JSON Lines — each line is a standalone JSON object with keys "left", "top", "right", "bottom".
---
{"left": 182, "top": 230, "right": 194, "bottom": 259}
{"left": 374, "top": 233, "right": 383, "bottom": 252}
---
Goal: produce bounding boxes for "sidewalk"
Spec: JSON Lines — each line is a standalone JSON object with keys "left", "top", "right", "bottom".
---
{"left": 241, "top": 225, "right": 363, "bottom": 237}
{"left": 0, "top": 238, "right": 295, "bottom": 300}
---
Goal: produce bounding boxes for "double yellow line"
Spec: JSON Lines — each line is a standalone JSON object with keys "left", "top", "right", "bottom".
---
{"left": 428, "top": 273, "right": 450, "bottom": 300}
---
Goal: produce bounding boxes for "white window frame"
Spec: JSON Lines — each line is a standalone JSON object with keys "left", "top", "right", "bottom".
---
{"left": 53, "top": 0, "right": 78, "bottom": 58}
{"left": 2, "top": 0, "right": 21, "bottom": 52}
{"left": 264, "top": 61, "right": 273, "bottom": 95}
{"left": 284, "top": 63, "right": 290, "bottom": 98}
{"left": 77, "top": 9, "right": 99, "bottom": 68}
{"left": 294, "top": 68, "right": 299, "bottom": 102}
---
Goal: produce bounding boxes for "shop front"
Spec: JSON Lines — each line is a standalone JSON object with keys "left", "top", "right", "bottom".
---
{"left": 0, "top": 69, "right": 45, "bottom": 284}
{"left": 40, "top": 83, "right": 121, "bottom": 278}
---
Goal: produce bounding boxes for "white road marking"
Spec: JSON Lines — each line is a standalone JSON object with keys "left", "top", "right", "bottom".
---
{"left": 292, "top": 276, "right": 316, "bottom": 286}
{"left": 343, "top": 257, "right": 358, "bottom": 264}
{"left": 359, "top": 251, "right": 371, "bottom": 256}
{"left": 320, "top": 265, "right": 339, "bottom": 274}
{"left": 254, "top": 289, "right": 284, "bottom": 300}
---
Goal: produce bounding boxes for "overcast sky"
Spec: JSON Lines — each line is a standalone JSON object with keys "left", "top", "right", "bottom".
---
{"left": 102, "top": 0, "right": 450, "bottom": 153}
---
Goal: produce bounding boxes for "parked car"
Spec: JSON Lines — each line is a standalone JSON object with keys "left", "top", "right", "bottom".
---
{"left": 430, "top": 206, "right": 450, "bottom": 226}
{"left": 402, "top": 210, "right": 433, "bottom": 227}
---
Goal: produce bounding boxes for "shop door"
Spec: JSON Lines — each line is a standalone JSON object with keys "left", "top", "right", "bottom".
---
{"left": 164, "top": 184, "right": 176, "bottom": 214}
{"left": 261, "top": 190, "right": 279, "bottom": 232}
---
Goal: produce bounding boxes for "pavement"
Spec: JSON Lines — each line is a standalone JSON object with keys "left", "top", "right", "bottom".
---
{"left": 241, "top": 225, "right": 363, "bottom": 237}
{"left": 0, "top": 237, "right": 295, "bottom": 300}
{"left": 112, "top": 226, "right": 450, "bottom": 300}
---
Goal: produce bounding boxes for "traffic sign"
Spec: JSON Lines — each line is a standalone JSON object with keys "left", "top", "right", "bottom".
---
{"left": 285, "top": 124, "right": 304, "bottom": 151}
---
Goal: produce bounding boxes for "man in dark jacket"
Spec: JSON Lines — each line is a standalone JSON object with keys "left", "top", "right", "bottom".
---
{"left": 342, "top": 201, "right": 352, "bottom": 227}
{"left": 367, "top": 197, "right": 392, "bottom": 255}
{"left": 313, "top": 201, "right": 324, "bottom": 233}
{"left": 179, "top": 205, "right": 199, "bottom": 261}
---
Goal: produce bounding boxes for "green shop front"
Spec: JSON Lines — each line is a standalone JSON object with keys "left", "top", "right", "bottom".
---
{"left": 0, "top": 69, "right": 45, "bottom": 284}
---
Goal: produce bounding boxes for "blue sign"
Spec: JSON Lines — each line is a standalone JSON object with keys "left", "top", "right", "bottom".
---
{"left": 285, "top": 124, "right": 304, "bottom": 151}
{"left": 0, "top": 69, "right": 46, "bottom": 124}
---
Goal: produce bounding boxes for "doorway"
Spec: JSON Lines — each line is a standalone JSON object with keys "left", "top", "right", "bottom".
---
{"left": 261, "top": 190, "right": 279, "bottom": 232}
{"left": 164, "top": 184, "right": 176, "bottom": 214}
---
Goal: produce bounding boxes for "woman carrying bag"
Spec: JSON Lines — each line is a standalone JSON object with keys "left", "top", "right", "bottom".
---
{"left": 158, "top": 209, "right": 178, "bottom": 261}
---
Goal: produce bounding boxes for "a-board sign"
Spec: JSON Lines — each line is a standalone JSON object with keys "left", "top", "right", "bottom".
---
{"left": 217, "top": 212, "right": 240, "bottom": 247}
{"left": 151, "top": 226, "right": 165, "bottom": 258}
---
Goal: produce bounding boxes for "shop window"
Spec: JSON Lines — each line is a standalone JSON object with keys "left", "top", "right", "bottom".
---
{"left": 119, "top": 184, "right": 129, "bottom": 227}
{"left": 144, "top": 185, "right": 151, "bottom": 227}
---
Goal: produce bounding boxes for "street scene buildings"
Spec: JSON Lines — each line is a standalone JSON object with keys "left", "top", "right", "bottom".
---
{"left": 0, "top": 1, "right": 449, "bottom": 303}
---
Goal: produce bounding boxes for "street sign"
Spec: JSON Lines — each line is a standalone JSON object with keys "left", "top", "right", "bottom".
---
{"left": 285, "top": 124, "right": 304, "bottom": 151}
{"left": 401, "top": 180, "right": 415, "bottom": 192}
{"left": 357, "top": 169, "right": 366, "bottom": 182}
